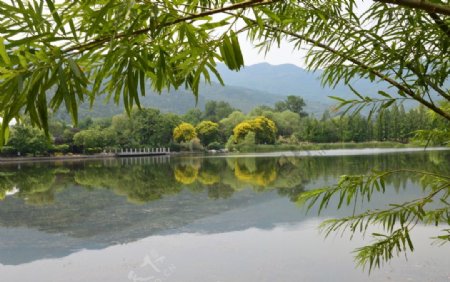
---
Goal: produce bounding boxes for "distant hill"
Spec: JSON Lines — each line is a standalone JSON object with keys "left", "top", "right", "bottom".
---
{"left": 216, "top": 63, "right": 389, "bottom": 102}
{"left": 215, "top": 63, "right": 426, "bottom": 114}
{"left": 55, "top": 62, "right": 425, "bottom": 121}
{"left": 55, "top": 81, "right": 328, "bottom": 121}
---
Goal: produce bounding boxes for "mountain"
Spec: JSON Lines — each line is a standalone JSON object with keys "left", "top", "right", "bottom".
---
{"left": 215, "top": 62, "right": 428, "bottom": 114}
{"left": 217, "top": 63, "right": 326, "bottom": 97}
{"left": 55, "top": 62, "right": 423, "bottom": 121}
{"left": 55, "top": 81, "right": 328, "bottom": 121}
{"left": 216, "top": 63, "right": 388, "bottom": 102}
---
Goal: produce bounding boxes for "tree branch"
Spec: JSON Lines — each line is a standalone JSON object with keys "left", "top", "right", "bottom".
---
{"left": 63, "top": 0, "right": 280, "bottom": 54}
{"left": 309, "top": 1, "right": 450, "bottom": 102}
{"left": 258, "top": 23, "right": 450, "bottom": 121}
{"left": 373, "top": 0, "right": 450, "bottom": 16}
{"left": 428, "top": 12, "right": 450, "bottom": 38}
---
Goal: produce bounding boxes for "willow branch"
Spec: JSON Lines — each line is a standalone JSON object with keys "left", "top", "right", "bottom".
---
{"left": 305, "top": 2, "right": 450, "bottom": 102}
{"left": 428, "top": 12, "right": 450, "bottom": 38}
{"left": 374, "top": 0, "right": 450, "bottom": 16}
{"left": 63, "top": 0, "right": 280, "bottom": 54}
{"left": 257, "top": 23, "right": 450, "bottom": 121}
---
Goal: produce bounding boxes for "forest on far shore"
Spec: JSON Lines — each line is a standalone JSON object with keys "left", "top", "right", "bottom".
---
{"left": 1, "top": 96, "right": 447, "bottom": 157}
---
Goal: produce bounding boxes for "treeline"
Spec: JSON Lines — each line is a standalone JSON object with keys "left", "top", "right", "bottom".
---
{"left": 0, "top": 97, "right": 446, "bottom": 156}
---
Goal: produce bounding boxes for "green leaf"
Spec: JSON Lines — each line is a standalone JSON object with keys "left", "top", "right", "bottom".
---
{"left": 378, "top": 91, "right": 392, "bottom": 99}
{"left": 0, "top": 37, "right": 11, "bottom": 65}
{"left": 45, "top": 0, "right": 65, "bottom": 34}
{"left": 381, "top": 99, "right": 395, "bottom": 109}
{"left": 230, "top": 31, "right": 244, "bottom": 69}
{"left": 139, "top": 69, "right": 146, "bottom": 97}
{"left": 260, "top": 7, "right": 281, "bottom": 23}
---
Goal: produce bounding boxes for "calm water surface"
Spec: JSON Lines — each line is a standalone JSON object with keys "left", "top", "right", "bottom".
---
{"left": 0, "top": 149, "right": 449, "bottom": 281}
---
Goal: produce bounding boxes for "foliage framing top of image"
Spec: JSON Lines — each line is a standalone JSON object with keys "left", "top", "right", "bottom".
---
{"left": 1, "top": 0, "right": 449, "bottom": 145}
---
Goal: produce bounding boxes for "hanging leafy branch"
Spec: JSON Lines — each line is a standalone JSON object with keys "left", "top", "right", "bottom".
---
{"left": 241, "top": 0, "right": 450, "bottom": 120}
{"left": 0, "top": 0, "right": 281, "bottom": 144}
{"left": 296, "top": 169, "right": 450, "bottom": 272}
{"left": 374, "top": 0, "right": 450, "bottom": 16}
{"left": 1, "top": 0, "right": 448, "bottom": 140}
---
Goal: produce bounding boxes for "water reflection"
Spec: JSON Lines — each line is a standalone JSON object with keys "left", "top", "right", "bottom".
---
{"left": 0, "top": 150, "right": 448, "bottom": 267}
{"left": 1, "top": 150, "right": 448, "bottom": 205}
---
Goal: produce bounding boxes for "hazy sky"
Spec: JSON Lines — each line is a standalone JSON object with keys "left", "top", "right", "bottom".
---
{"left": 239, "top": 38, "right": 307, "bottom": 68}
{"left": 237, "top": 0, "right": 372, "bottom": 68}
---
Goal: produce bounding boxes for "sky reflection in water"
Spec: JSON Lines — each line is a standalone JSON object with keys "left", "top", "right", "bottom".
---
{"left": 0, "top": 149, "right": 449, "bottom": 281}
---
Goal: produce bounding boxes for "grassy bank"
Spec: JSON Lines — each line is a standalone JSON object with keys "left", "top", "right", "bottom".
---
{"left": 228, "top": 141, "right": 422, "bottom": 153}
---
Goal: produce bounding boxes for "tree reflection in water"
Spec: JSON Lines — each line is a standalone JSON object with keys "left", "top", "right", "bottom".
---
{"left": 0, "top": 150, "right": 448, "bottom": 270}
{"left": 0, "top": 151, "right": 446, "bottom": 206}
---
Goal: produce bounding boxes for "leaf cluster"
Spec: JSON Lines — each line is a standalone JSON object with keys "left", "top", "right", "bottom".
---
{"left": 0, "top": 0, "right": 276, "bottom": 143}
{"left": 297, "top": 169, "right": 450, "bottom": 271}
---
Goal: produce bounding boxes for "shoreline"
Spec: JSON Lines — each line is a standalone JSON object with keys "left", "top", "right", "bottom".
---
{"left": 0, "top": 146, "right": 449, "bottom": 164}
{"left": 0, "top": 153, "right": 118, "bottom": 164}
{"left": 0, "top": 151, "right": 200, "bottom": 164}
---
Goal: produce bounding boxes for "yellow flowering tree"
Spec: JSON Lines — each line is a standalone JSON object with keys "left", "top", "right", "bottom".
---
{"left": 173, "top": 122, "right": 197, "bottom": 143}
{"left": 195, "top": 120, "right": 220, "bottom": 146}
{"left": 233, "top": 116, "right": 277, "bottom": 144}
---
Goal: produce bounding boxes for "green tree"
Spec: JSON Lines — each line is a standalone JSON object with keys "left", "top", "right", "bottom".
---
{"left": 92, "top": 117, "right": 113, "bottom": 129}
{"left": 274, "top": 96, "right": 308, "bottom": 117}
{"left": 78, "top": 117, "right": 94, "bottom": 130}
{"left": 73, "top": 127, "right": 115, "bottom": 150}
{"left": 158, "top": 113, "right": 183, "bottom": 146}
{"left": 48, "top": 119, "right": 68, "bottom": 144}
{"left": 195, "top": 121, "right": 220, "bottom": 146}
{"left": 109, "top": 108, "right": 181, "bottom": 147}
{"left": 129, "top": 108, "right": 162, "bottom": 146}
{"left": 173, "top": 122, "right": 197, "bottom": 143}
{"left": 219, "top": 111, "right": 247, "bottom": 137}
{"left": 7, "top": 124, "right": 51, "bottom": 156}
{"left": 111, "top": 114, "right": 134, "bottom": 147}
{"left": 271, "top": 110, "right": 302, "bottom": 137}
{"left": 248, "top": 105, "right": 274, "bottom": 116}
{"left": 182, "top": 108, "right": 203, "bottom": 125}
{"left": 413, "top": 101, "right": 450, "bottom": 146}
{"left": 203, "top": 101, "right": 236, "bottom": 122}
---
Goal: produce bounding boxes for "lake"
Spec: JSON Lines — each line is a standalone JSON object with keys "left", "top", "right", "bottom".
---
{"left": 0, "top": 148, "right": 449, "bottom": 281}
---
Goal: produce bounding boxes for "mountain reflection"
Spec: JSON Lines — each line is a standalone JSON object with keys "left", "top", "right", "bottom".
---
{"left": 0, "top": 150, "right": 448, "bottom": 265}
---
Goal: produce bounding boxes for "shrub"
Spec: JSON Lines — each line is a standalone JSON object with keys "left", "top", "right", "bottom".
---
{"left": 189, "top": 138, "right": 203, "bottom": 151}
{"left": 0, "top": 146, "right": 16, "bottom": 156}
{"left": 169, "top": 142, "right": 182, "bottom": 152}
{"left": 52, "top": 144, "right": 70, "bottom": 154}
{"left": 85, "top": 147, "right": 103, "bottom": 154}
{"left": 207, "top": 142, "right": 223, "bottom": 150}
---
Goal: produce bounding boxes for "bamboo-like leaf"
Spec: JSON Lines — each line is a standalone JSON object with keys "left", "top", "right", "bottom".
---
{"left": 139, "top": 69, "right": 146, "bottom": 96}
{"left": 378, "top": 90, "right": 392, "bottom": 99}
{"left": 381, "top": 99, "right": 395, "bottom": 109}
{"left": 0, "top": 37, "right": 11, "bottom": 65}
{"left": 230, "top": 31, "right": 244, "bottom": 69}
{"left": 45, "top": 0, "right": 65, "bottom": 34}
{"left": 36, "top": 91, "right": 48, "bottom": 135}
